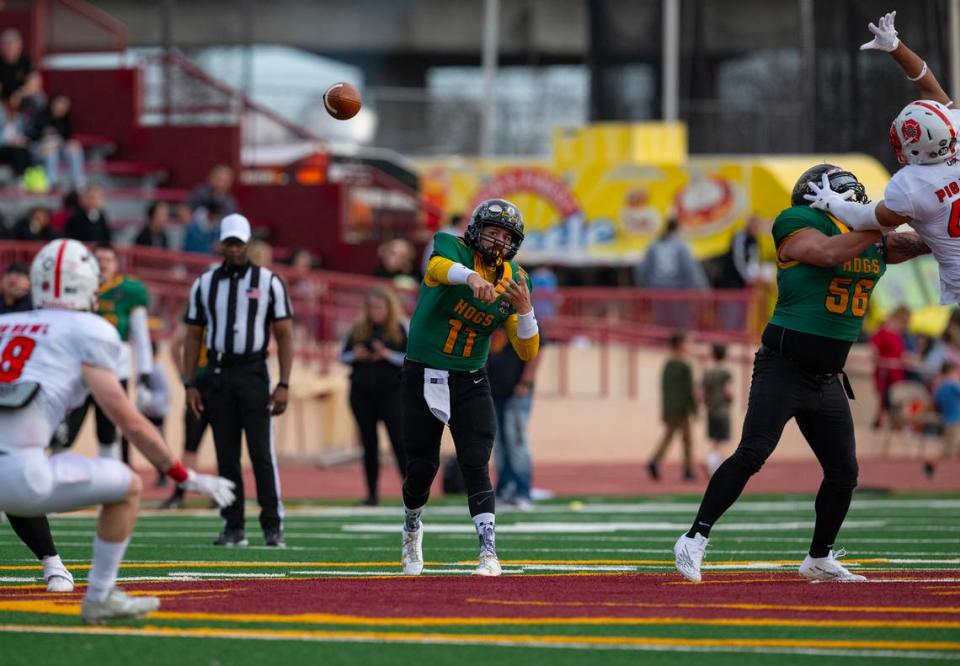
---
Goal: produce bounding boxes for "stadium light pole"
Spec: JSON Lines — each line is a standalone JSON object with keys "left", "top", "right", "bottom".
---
{"left": 480, "top": 0, "right": 500, "bottom": 157}
{"left": 951, "top": 0, "right": 960, "bottom": 103}
{"left": 661, "top": 0, "right": 680, "bottom": 121}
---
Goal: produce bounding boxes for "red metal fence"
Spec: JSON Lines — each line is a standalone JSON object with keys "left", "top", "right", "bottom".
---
{"left": 0, "top": 241, "right": 762, "bottom": 394}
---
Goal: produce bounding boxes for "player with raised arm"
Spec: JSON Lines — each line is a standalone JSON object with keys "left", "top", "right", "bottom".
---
{"left": 804, "top": 10, "right": 960, "bottom": 305}
{"left": 401, "top": 199, "right": 539, "bottom": 577}
{"left": 0, "top": 240, "right": 235, "bottom": 624}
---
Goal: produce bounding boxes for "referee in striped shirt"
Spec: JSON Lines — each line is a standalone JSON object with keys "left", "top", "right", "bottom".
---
{"left": 182, "top": 214, "right": 294, "bottom": 547}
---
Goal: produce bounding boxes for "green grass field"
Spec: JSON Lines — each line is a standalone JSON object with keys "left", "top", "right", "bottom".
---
{"left": 1, "top": 492, "right": 958, "bottom": 665}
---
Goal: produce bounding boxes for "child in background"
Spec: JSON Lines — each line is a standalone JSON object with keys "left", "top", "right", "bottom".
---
{"left": 701, "top": 344, "right": 733, "bottom": 476}
{"left": 648, "top": 332, "right": 698, "bottom": 482}
{"left": 926, "top": 362, "right": 960, "bottom": 478}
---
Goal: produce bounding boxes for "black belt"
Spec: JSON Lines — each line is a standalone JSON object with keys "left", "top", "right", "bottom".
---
{"left": 759, "top": 344, "right": 856, "bottom": 400}
{"left": 209, "top": 351, "right": 267, "bottom": 367}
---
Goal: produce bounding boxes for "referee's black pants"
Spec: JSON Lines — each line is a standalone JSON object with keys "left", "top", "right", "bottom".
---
{"left": 204, "top": 360, "right": 282, "bottom": 533}
{"left": 401, "top": 361, "right": 496, "bottom": 517}
{"left": 689, "top": 346, "right": 858, "bottom": 557}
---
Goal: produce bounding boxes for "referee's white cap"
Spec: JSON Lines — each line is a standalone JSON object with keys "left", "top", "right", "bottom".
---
{"left": 220, "top": 213, "right": 251, "bottom": 243}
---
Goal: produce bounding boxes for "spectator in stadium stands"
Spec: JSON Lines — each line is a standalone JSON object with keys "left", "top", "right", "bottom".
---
{"left": 870, "top": 305, "right": 911, "bottom": 428}
{"left": 648, "top": 332, "right": 698, "bottom": 482}
{"left": 925, "top": 362, "right": 960, "bottom": 478}
{"left": 50, "top": 189, "right": 79, "bottom": 235}
{"left": 420, "top": 214, "right": 466, "bottom": 274}
{"left": 635, "top": 219, "right": 709, "bottom": 329}
{"left": 701, "top": 344, "right": 733, "bottom": 477}
{"left": 183, "top": 200, "right": 222, "bottom": 254}
{"left": 0, "top": 102, "right": 34, "bottom": 178}
{"left": 634, "top": 219, "right": 709, "bottom": 289}
{"left": 375, "top": 238, "right": 421, "bottom": 289}
{"left": 28, "top": 94, "right": 86, "bottom": 190}
{"left": 926, "top": 319, "right": 960, "bottom": 378}
{"left": 0, "top": 30, "right": 32, "bottom": 110}
{"left": 715, "top": 215, "right": 772, "bottom": 289}
{"left": 134, "top": 201, "right": 170, "bottom": 249}
{"left": 187, "top": 164, "right": 237, "bottom": 216}
{"left": 0, "top": 261, "right": 31, "bottom": 314}
{"left": 488, "top": 325, "right": 543, "bottom": 510}
{"left": 342, "top": 286, "right": 408, "bottom": 506}
{"left": 529, "top": 265, "right": 559, "bottom": 320}
{"left": 14, "top": 206, "right": 55, "bottom": 241}
{"left": 15, "top": 71, "right": 44, "bottom": 129}
{"left": 248, "top": 239, "right": 273, "bottom": 267}
{"left": 64, "top": 183, "right": 111, "bottom": 243}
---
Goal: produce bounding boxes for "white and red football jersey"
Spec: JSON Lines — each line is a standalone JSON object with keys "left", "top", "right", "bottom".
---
{"left": 0, "top": 309, "right": 121, "bottom": 451}
{"left": 884, "top": 108, "right": 960, "bottom": 305}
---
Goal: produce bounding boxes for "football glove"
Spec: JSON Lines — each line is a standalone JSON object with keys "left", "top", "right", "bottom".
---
{"left": 860, "top": 11, "right": 899, "bottom": 52}
{"left": 180, "top": 469, "right": 236, "bottom": 508}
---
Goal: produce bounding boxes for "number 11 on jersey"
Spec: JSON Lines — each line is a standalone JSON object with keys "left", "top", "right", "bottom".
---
{"left": 443, "top": 319, "right": 477, "bottom": 358}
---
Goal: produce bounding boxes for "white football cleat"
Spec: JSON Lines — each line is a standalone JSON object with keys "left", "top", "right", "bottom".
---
{"left": 401, "top": 526, "right": 424, "bottom": 575}
{"left": 799, "top": 550, "right": 867, "bottom": 582}
{"left": 46, "top": 575, "right": 74, "bottom": 593}
{"left": 43, "top": 558, "right": 74, "bottom": 593}
{"left": 474, "top": 550, "right": 502, "bottom": 576}
{"left": 674, "top": 533, "right": 709, "bottom": 582}
{"left": 81, "top": 588, "right": 161, "bottom": 625}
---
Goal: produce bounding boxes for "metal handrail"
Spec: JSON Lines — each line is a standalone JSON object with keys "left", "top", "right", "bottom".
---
{"left": 45, "top": 0, "right": 129, "bottom": 53}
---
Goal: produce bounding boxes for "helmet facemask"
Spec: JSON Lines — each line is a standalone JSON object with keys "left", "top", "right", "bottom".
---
{"left": 465, "top": 199, "right": 525, "bottom": 265}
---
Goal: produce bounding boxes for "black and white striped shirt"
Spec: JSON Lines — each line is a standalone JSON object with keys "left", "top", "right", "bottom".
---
{"left": 184, "top": 262, "right": 292, "bottom": 355}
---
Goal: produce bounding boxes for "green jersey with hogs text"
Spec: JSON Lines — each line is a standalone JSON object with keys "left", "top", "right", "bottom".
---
{"left": 770, "top": 206, "right": 886, "bottom": 342}
{"left": 406, "top": 233, "right": 533, "bottom": 372}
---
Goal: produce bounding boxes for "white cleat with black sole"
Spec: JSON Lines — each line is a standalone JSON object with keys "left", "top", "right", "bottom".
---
{"left": 674, "top": 533, "right": 709, "bottom": 582}
{"left": 401, "top": 526, "right": 424, "bottom": 575}
{"left": 799, "top": 549, "right": 867, "bottom": 582}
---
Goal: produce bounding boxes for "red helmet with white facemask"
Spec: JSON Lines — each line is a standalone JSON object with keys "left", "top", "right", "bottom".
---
{"left": 888, "top": 100, "right": 958, "bottom": 166}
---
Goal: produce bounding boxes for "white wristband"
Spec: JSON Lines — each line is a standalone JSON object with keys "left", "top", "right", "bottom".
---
{"left": 828, "top": 199, "right": 881, "bottom": 231}
{"left": 447, "top": 262, "right": 478, "bottom": 285}
{"left": 907, "top": 61, "right": 928, "bottom": 82}
{"left": 516, "top": 309, "right": 538, "bottom": 339}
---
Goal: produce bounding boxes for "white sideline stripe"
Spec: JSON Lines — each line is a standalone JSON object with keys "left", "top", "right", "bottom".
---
{"left": 886, "top": 559, "right": 960, "bottom": 565}
{"left": 0, "top": 577, "right": 37, "bottom": 583}
{"left": 0, "top": 624, "right": 956, "bottom": 660}
{"left": 341, "top": 521, "right": 886, "bottom": 534}
{"left": 47, "top": 498, "right": 960, "bottom": 521}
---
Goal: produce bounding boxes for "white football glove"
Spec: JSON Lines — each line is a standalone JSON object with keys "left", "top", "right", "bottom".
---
{"left": 803, "top": 173, "right": 855, "bottom": 211}
{"left": 804, "top": 174, "right": 882, "bottom": 230}
{"left": 180, "top": 469, "right": 236, "bottom": 508}
{"left": 860, "top": 11, "right": 899, "bottom": 52}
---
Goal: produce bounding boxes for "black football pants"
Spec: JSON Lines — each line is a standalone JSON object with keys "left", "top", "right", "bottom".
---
{"left": 401, "top": 361, "right": 496, "bottom": 517}
{"left": 203, "top": 361, "right": 282, "bottom": 533}
{"left": 688, "top": 346, "right": 858, "bottom": 557}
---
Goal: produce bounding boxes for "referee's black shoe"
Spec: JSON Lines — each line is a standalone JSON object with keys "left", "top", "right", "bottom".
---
{"left": 264, "top": 529, "right": 286, "bottom": 548}
{"left": 213, "top": 528, "right": 249, "bottom": 547}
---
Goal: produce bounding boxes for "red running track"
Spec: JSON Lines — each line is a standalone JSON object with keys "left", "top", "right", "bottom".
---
{"left": 140, "top": 458, "right": 960, "bottom": 502}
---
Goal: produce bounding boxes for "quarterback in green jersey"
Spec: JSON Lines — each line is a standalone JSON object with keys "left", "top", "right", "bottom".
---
{"left": 674, "top": 163, "right": 932, "bottom": 584}
{"left": 401, "top": 198, "right": 540, "bottom": 577}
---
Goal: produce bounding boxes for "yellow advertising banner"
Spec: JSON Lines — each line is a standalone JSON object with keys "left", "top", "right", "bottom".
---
{"left": 418, "top": 123, "right": 892, "bottom": 267}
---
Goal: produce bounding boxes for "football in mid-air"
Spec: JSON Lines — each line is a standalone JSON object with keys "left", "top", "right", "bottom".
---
{"left": 323, "top": 82, "right": 362, "bottom": 120}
